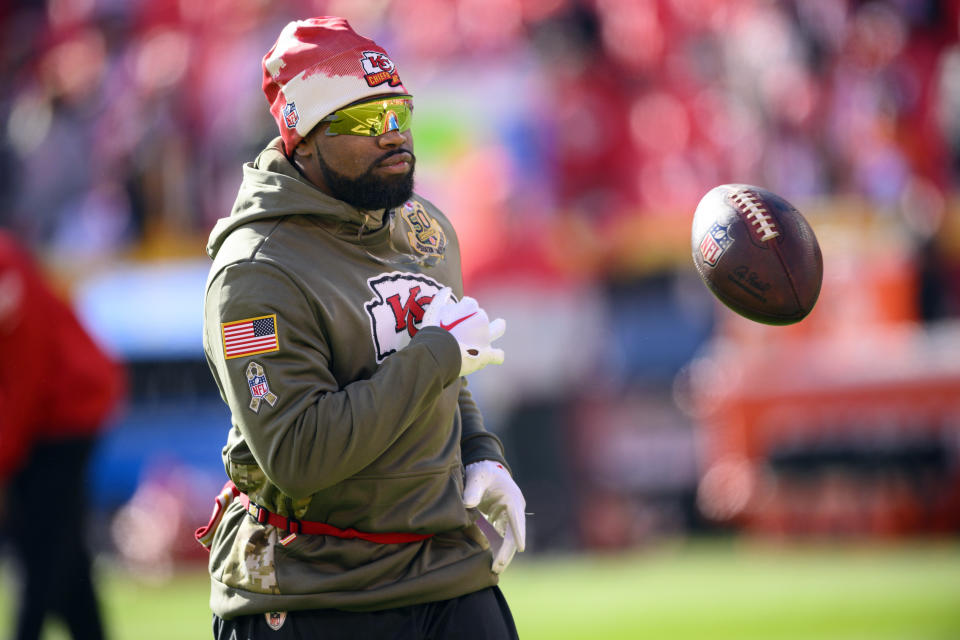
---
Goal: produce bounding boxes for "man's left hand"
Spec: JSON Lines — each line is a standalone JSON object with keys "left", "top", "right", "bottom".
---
{"left": 464, "top": 460, "right": 526, "bottom": 574}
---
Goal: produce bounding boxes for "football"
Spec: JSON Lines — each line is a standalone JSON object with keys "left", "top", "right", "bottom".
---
{"left": 691, "top": 184, "right": 823, "bottom": 325}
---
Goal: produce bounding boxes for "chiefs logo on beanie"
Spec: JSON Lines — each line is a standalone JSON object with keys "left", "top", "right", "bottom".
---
{"left": 262, "top": 17, "right": 409, "bottom": 155}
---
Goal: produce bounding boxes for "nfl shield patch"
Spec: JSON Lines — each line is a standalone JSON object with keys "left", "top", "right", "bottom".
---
{"left": 282, "top": 102, "right": 299, "bottom": 129}
{"left": 699, "top": 222, "right": 734, "bottom": 267}
{"left": 265, "top": 611, "right": 286, "bottom": 631}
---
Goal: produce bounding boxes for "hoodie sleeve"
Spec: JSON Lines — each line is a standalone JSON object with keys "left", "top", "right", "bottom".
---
{"left": 415, "top": 196, "right": 513, "bottom": 473}
{"left": 457, "top": 379, "right": 510, "bottom": 472}
{"left": 204, "top": 260, "right": 462, "bottom": 500}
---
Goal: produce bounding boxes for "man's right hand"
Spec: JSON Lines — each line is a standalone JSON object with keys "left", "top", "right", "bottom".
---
{"left": 421, "top": 287, "right": 505, "bottom": 377}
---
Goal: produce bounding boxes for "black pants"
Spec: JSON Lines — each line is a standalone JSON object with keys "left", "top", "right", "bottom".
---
{"left": 212, "top": 586, "right": 519, "bottom": 640}
{"left": 2, "top": 437, "right": 106, "bottom": 640}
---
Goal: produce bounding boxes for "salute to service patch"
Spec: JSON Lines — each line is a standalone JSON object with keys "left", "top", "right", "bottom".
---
{"left": 221, "top": 314, "right": 280, "bottom": 359}
{"left": 246, "top": 362, "right": 278, "bottom": 413}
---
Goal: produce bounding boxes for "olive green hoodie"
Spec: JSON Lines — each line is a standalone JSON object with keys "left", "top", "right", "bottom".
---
{"left": 202, "top": 138, "right": 508, "bottom": 618}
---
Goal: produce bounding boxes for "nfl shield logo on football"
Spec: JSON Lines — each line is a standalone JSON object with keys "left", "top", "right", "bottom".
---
{"left": 282, "top": 102, "right": 299, "bottom": 129}
{"left": 265, "top": 611, "right": 286, "bottom": 631}
{"left": 699, "top": 222, "right": 734, "bottom": 267}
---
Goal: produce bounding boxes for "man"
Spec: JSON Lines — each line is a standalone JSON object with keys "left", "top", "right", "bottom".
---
{"left": 198, "top": 17, "right": 526, "bottom": 639}
{"left": 0, "top": 230, "right": 125, "bottom": 640}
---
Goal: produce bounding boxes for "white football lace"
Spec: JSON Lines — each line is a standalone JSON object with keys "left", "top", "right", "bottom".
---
{"left": 732, "top": 190, "right": 780, "bottom": 242}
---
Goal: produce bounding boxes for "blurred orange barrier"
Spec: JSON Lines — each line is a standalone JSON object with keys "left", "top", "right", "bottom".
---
{"left": 693, "top": 321, "right": 960, "bottom": 536}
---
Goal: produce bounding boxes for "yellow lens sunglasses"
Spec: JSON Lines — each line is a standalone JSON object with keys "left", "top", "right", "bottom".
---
{"left": 323, "top": 95, "right": 413, "bottom": 137}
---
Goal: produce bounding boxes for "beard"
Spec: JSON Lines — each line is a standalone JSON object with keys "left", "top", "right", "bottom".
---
{"left": 316, "top": 149, "right": 416, "bottom": 211}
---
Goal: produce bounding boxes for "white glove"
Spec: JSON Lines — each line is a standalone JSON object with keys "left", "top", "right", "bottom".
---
{"left": 464, "top": 460, "right": 526, "bottom": 574}
{"left": 421, "top": 287, "right": 505, "bottom": 377}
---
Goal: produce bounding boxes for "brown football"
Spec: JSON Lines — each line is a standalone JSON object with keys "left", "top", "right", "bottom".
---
{"left": 691, "top": 184, "right": 823, "bottom": 325}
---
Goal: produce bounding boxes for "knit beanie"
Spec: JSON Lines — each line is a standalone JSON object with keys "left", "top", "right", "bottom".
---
{"left": 262, "top": 17, "right": 409, "bottom": 155}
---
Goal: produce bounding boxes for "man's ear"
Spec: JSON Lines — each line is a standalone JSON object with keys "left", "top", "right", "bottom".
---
{"left": 293, "top": 137, "right": 314, "bottom": 160}
{"left": 294, "top": 123, "right": 328, "bottom": 160}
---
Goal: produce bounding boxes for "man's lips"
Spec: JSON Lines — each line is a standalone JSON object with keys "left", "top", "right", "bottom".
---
{"left": 377, "top": 152, "right": 413, "bottom": 173}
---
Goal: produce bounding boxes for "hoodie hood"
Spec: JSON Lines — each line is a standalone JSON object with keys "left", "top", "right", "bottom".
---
{"left": 206, "top": 138, "right": 387, "bottom": 259}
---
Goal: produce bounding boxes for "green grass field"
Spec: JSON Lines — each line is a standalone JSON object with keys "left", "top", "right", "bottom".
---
{"left": 3, "top": 539, "right": 959, "bottom": 639}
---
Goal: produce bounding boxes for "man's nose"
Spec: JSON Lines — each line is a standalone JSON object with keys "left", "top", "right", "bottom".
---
{"left": 377, "top": 129, "right": 407, "bottom": 148}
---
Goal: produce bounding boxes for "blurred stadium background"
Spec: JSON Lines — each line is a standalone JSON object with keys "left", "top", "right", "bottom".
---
{"left": 2, "top": 0, "right": 960, "bottom": 637}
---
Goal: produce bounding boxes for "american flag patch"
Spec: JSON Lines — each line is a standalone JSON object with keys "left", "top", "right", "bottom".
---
{"left": 221, "top": 314, "right": 279, "bottom": 359}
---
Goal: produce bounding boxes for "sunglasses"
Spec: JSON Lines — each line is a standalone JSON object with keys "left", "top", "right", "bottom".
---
{"left": 324, "top": 95, "right": 414, "bottom": 137}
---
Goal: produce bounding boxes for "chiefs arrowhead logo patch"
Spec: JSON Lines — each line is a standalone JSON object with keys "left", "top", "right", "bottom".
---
{"left": 365, "top": 272, "right": 451, "bottom": 362}
{"left": 359, "top": 50, "right": 402, "bottom": 87}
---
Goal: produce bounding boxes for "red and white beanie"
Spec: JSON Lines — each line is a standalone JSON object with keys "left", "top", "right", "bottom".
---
{"left": 262, "top": 17, "right": 409, "bottom": 155}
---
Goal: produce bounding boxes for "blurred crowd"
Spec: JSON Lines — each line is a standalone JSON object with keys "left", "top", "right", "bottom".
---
{"left": 3, "top": 0, "right": 960, "bottom": 560}
{"left": 1, "top": 0, "right": 958, "bottom": 279}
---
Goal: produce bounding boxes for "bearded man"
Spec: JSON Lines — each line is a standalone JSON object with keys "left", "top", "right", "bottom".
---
{"left": 198, "top": 17, "right": 525, "bottom": 640}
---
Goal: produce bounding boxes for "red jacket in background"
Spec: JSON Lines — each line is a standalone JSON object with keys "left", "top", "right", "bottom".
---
{"left": 0, "top": 231, "right": 126, "bottom": 485}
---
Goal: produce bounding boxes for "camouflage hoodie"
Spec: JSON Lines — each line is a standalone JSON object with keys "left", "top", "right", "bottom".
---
{"left": 202, "top": 138, "right": 508, "bottom": 618}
